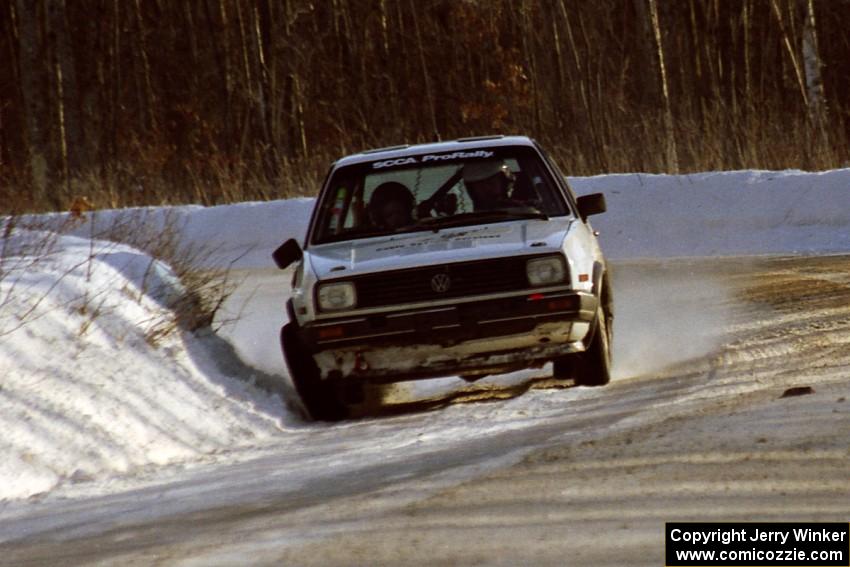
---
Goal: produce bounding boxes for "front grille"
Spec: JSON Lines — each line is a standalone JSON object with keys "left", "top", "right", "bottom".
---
{"left": 352, "top": 255, "right": 551, "bottom": 308}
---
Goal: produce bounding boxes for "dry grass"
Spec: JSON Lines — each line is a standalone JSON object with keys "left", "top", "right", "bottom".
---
{"left": 8, "top": 91, "right": 847, "bottom": 217}
{"left": 89, "top": 209, "right": 240, "bottom": 339}
{"left": 5, "top": 109, "right": 848, "bottom": 216}
{"left": 0, "top": 209, "right": 237, "bottom": 343}
{"left": 541, "top": 99, "right": 848, "bottom": 176}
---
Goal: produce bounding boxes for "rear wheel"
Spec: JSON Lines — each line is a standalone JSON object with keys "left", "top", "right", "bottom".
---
{"left": 553, "top": 304, "right": 612, "bottom": 387}
{"left": 280, "top": 324, "right": 348, "bottom": 421}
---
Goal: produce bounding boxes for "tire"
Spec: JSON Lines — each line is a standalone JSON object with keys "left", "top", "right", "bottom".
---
{"left": 553, "top": 304, "right": 612, "bottom": 387}
{"left": 280, "top": 324, "right": 348, "bottom": 421}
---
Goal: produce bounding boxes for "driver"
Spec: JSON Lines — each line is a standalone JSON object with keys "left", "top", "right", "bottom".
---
{"left": 461, "top": 160, "right": 516, "bottom": 211}
{"left": 368, "top": 182, "right": 415, "bottom": 229}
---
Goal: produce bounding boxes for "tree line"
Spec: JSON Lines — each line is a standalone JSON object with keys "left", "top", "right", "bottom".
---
{"left": 1, "top": 0, "right": 848, "bottom": 212}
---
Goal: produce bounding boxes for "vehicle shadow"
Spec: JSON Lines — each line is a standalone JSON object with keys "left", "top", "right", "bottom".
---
{"left": 181, "top": 323, "right": 576, "bottom": 424}
{"left": 179, "top": 326, "right": 309, "bottom": 424}
{"left": 350, "top": 375, "right": 576, "bottom": 419}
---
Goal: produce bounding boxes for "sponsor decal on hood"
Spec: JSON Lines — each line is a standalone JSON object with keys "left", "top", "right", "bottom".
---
{"left": 307, "top": 219, "right": 573, "bottom": 279}
{"left": 374, "top": 226, "right": 508, "bottom": 252}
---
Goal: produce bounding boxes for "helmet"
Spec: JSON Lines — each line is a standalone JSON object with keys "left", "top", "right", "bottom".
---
{"left": 461, "top": 160, "right": 513, "bottom": 184}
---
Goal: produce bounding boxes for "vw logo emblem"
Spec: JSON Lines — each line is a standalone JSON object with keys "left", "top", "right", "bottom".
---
{"left": 430, "top": 273, "right": 451, "bottom": 293}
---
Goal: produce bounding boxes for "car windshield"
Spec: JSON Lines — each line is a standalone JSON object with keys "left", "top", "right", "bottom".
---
{"left": 310, "top": 145, "right": 571, "bottom": 244}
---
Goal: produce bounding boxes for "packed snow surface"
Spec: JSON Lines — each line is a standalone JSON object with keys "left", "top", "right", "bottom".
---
{"left": 0, "top": 231, "right": 286, "bottom": 501}
{"left": 0, "top": 169, "right": 848, "bottom": 504}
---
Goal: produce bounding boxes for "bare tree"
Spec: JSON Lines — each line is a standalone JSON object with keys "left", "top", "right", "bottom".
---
{"left": 3, "top": 0, "right": 850, "bottom": 212}
{"left": 15, "top": 0, "right": 49, "bottom": 201}
{"left": 409, "top": 0, "right": 438, "bottom": 140}
{"left": 132, "top": 0, "right": 156, "bottom": 132}
{"left": 801, "top": 0, "right": 826, "bottom": 124}
{"left": 647, "top": 0, "right": 679, "bottom": 172}
{"left": 46, "top": 0, "right": 83, "bottom": 192}
{"left": 769, "top": 0, "right": 808, "bottom": 108}
{"left": 632, "top": 0, "right": 662, "bottom": 109}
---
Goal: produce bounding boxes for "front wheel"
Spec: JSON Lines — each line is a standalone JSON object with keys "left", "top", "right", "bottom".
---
{"left": 280, "top": 324, "right": 348, "bottom": 421}
{"left": 553, "top": 305, "right": 612, "bottom": 387}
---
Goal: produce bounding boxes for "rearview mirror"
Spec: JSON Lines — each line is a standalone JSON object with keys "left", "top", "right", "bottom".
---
{"left": 272, "top": 238, "right": 303, "bottom": 270}
{"left": 576, "top": 193, "right": 606, "bottom": 221}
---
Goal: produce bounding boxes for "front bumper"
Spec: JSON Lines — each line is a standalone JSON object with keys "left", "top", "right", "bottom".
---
{"left": 299, "top": 290, "right": 599, "bottom": 381}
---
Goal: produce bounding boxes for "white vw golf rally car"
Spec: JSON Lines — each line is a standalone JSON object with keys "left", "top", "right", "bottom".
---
{"left": 273, "top": 135, "right": 612, "bottom": 420}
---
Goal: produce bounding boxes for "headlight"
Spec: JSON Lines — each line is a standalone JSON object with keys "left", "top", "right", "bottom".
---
{"left": 526, "top": 256, "right": 566, "bottom": 286}
{"left": 317, "top": 282, "right": 357, "bottom": 311}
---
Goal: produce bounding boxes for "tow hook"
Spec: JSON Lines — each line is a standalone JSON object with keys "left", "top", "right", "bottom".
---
{"left": 355, "top": 352, "right": 369, "bottom": 372}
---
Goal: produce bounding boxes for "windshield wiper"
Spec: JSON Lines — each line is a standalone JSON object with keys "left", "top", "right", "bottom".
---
{"left": 416, "top": 208, "right": 548, "bottom": 230}
{"left": 478, "top": 208, "right": 549, "bottom": 221}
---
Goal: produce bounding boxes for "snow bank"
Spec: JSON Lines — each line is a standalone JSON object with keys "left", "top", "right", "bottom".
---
{"left": 0, "top": 232, "right": 285, "bottom": 501}
{"left": 169, "top": 168, "right": 846, "bottom": 264}
{"left": 29, "top": 198, "right": 315, "bottom": 270}
{"left": 570, "top": 169, "right": 850, "bottom": 259}
{"left": 169, "top": 198, "right": 314, "bottom": 268}
{"left": 30, "top": 169, "right": 849, "bottom": 270}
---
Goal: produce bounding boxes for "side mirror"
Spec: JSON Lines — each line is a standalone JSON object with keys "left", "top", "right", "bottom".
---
{"left": 272, "top": 238, "right": 303, "bottom": 270}
{"left": 576, "top": 193, "right": 606, "bottom": 221}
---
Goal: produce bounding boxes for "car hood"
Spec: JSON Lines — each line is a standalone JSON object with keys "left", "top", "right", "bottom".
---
{"left": 307, "top": 219, "right": 573, "bottom": 280}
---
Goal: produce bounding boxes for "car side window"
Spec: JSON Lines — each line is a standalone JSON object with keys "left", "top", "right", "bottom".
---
{"left": 536, "top": 147, "right": 579, "bottom": 215}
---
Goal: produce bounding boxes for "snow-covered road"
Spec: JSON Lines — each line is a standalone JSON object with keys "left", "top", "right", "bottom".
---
{"left": 1, "top": 169, "right": 849, "bottom": 565}
{"left": 2, "top": 255, "right": 849, "bottom": 566}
